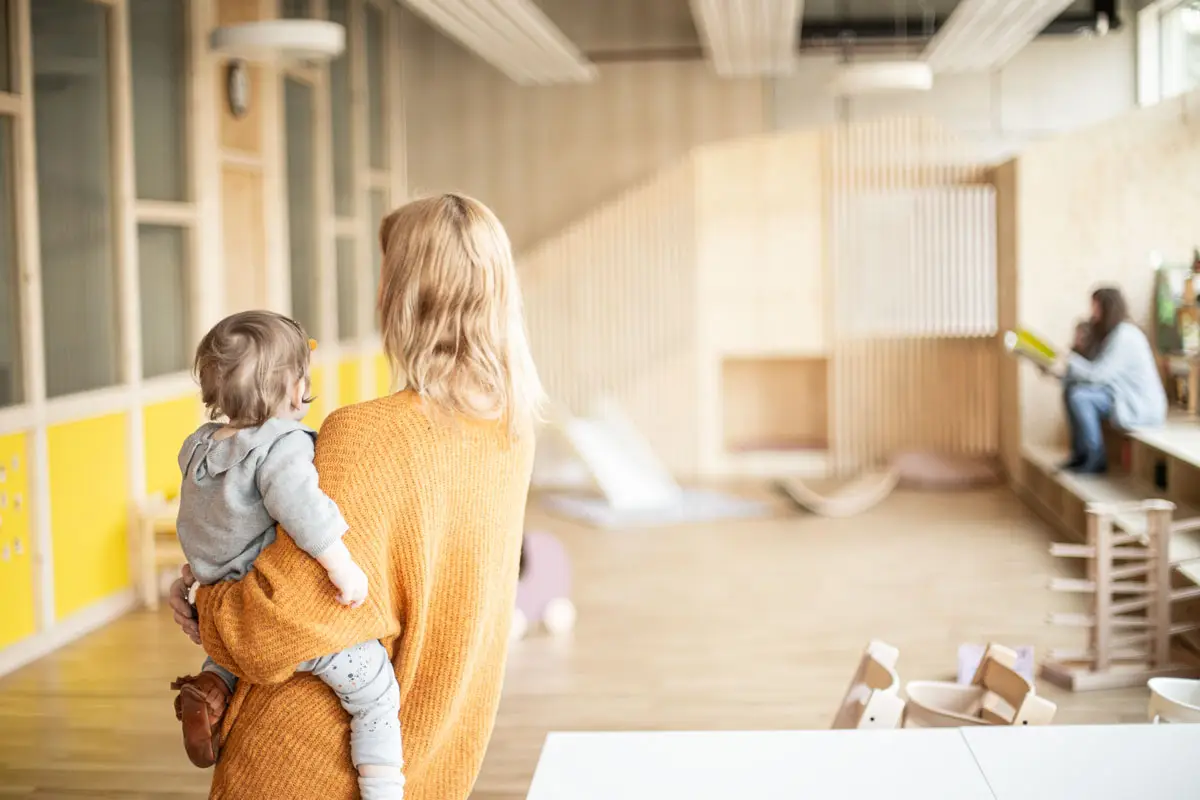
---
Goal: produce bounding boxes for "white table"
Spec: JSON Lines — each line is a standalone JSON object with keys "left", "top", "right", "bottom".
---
{"left": 527, "top": 726, "right": 1200, "bottom": 800}
{"left": 526, "top": 729, "right": 997, "bottom": 800}
{"left": 963, "top": 724, "right": 1200, "bottom": 800}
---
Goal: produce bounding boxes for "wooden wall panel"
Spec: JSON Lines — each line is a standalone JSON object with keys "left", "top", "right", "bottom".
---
{"left": 994, "top": 160, "right": 1020, "bottom": 481}
{"left": 221, "top": 165, "right": 267, "bottom": 313}
{"left": 399, "top": 8, "right": 765, "bottom": 254}
{"left": 1001, "top": 91, "right": 1200, "bottom": 473}
{"left": 521, "top": 159, "right": 699, "bottom": 476}
{"left": 832, "top": 338, "right": 999, "bottom": 470}
{"left": 217, "top": 0, "right": 262, "bottom": 26}
{"left": 827, "top": 118, "right": 997, "bottom": 475}
{"left": 691, "top": 132, "right": 828, "bottom": 476}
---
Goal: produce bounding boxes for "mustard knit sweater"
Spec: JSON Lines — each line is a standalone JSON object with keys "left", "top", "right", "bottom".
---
{"left": 196, "top": 391, "right": 534, "bottom": 800}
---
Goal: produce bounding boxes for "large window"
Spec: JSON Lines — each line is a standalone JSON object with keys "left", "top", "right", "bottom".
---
{"left": 285, "top": 77, "right": 320, "bottom": 338}
{"left": 0, "top": 0, "right": 9, "bottom": 93}
{"left": 1139, "top": 0, "right": 1200, "bottom": 105}
{"left": 131, "top": 0, "right": 192, "bottom": 378}
{"left": 0, "top": 117, "right": 20, "bottom": 407}
{"left": 33, "top": 0, "right": 120, "bottom": 397}
{"left": 329, "top": 0, "right": 354, "bottom": 218}
{"left": 364, "top": 2, "right": 387, "bottom": 171}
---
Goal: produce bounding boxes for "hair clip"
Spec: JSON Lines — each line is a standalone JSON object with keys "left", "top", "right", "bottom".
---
{"left": 308, "top": 338, "right": 318, "bottom": 352}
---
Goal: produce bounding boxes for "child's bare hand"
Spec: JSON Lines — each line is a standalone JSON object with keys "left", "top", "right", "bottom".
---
{"left": 328, "top": 561, "right": 368, "bottom": 608}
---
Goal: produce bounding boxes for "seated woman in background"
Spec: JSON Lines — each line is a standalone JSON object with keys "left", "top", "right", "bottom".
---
{"left": 1058, "top": 286, "right": 1166, "bottom": 474}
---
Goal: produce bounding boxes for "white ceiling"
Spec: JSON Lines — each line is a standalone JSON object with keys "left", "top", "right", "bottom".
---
{"left": 398, "top": 0, "right": 1103, "bottom": 83}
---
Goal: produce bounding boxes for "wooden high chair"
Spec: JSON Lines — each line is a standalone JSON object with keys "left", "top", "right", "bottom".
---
{"left": 1148, "top": 677, "right": 1200, "bottom": 723}
{"left": 136, "top": 493, "right": 183, "bottom": 610}
{"left": 831, "top": 640, "right": 906, "bottom": 730}
{"left": 903, "top": 643, "right": 1057, "bottom": 728}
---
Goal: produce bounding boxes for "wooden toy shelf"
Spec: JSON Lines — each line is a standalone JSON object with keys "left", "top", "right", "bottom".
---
{"left": 721, "top": 356, "right": 828, "bottom": 454}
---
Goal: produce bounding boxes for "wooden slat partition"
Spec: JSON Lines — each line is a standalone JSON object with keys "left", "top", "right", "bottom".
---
{"left": 520, "top": 116, "right": 998, "bottom": 480}
{"left": 520, "top": 158, "right": 700, "bottom": 476}
{"left": 827, "top": 117, "right": 997, "bottom": 475}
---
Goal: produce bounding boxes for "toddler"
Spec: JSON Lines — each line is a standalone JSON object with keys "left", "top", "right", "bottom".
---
{"left": 169, "top": 310, "right": 404, "bottom": 800}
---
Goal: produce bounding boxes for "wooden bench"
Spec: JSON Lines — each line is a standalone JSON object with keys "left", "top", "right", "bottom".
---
{"left": 1019, "top": 417, "right": 1200, "bottom": 586}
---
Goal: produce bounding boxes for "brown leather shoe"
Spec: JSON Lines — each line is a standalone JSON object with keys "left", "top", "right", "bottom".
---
{"left": 170, "top": 672, "right": 232, "bottom": 768}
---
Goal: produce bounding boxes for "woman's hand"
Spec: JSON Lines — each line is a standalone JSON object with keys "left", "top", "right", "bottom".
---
{"left": 169, "top": 564, "right": 202, "bottom": 645}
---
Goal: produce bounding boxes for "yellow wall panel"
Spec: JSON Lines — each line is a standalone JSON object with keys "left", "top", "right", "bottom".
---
{"left": 49, "top": 414, "right": 130, "bottom": 620}
{"left": 0, "top": 433, "right": 35, "bottom": 648}
{"left": 338, "top": 359, "right": 361, "bottom": 410}
{"left": 374, "top": 354, "right": 391, "bottom": 398}
{"left": 144, "top": 396, "right": 202, "bottom": 501}
{"left": 303, "top": 365, "right": 327, "bottom": 429}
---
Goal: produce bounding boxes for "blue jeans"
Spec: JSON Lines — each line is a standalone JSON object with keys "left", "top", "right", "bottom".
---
{"left": 1064, "top": 383, "right": 1114, "bottom": 471}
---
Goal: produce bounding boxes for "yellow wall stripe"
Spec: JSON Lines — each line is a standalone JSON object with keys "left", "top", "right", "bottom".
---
{"left": 0, "top": 433, "right": 35, "bottom": 648}
{"left": 338, "top": 359, "right": 361, "bottom": 410}
{"left": 144, "top": 396, "right": 203, "bottom": 501}
{"left": 48, "top": 414, "right": 130, "bottom": 620}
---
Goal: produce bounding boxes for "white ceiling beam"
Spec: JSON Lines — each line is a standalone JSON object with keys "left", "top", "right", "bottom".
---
{"left": 400, "top": 0, "right": 597, "bottom": 85}
{"left": 690, "top": 0, "right": 804, "bottom": 78}
{"left": 923, "top": 0, "right": 1078, "bottom": 74}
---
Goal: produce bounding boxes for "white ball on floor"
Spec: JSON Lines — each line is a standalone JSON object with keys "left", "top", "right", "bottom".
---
{"left": 542, "top": 597, "right": 576, "bottom": 636}
{"left": 509, "top": 608, "right": 529, "bottom": 642}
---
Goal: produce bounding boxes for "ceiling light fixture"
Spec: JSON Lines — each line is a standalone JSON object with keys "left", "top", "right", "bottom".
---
{"left": 401, "top": 0, "right": 596, "bottom": 85}
{"left": 690, "top": 0, "right": 805, "bottom": 77}
{"left": 923, "top": 0, "right": 1077, "bottom": 73}
{"left": 830, "top": 60, "right": 934, "bottom": 95}
{"left": 210, "top": 20, "right": 345, "bottom": 63}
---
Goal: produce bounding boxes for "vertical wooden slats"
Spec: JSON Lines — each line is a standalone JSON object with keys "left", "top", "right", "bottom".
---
{"left": 522, "top": 115, "right": 997, "bottom": 480}
{"left": 520, "top": 158, "right": 699, "bottom": 476}
{"left": 826, "top": 117, "right": 997, "bottom": 476}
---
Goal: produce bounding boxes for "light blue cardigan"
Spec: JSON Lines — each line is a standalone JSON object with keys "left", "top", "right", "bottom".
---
{"left": 1066, "top": 321, "right": 1167, "bottom": 429}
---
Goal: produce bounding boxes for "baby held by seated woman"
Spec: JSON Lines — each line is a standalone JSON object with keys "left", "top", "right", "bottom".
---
{"left": 169, "top": 310, "right": 404, "bottom": 800}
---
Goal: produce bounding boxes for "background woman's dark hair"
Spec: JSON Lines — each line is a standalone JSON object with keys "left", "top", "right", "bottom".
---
{"left": 1092, "top": 286, "right": 1128, "bottom": 345}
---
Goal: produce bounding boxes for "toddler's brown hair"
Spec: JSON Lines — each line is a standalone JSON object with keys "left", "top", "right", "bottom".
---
{"left": 194, "top": 310, "right": 313, "bottom": 427}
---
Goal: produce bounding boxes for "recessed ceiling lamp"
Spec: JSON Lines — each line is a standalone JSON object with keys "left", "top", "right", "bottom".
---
{"left": 210, "top": 20, "right": 345, "bottom": 63}
{"left": 830, "top": 60, "right": 934, "bottom": 95}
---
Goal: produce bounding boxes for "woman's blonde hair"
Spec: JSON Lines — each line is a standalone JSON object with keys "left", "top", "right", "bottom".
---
{"left": 377, "top": 193, "right": 545, "bottom": 434}
{"left": 194, "top": 310, "right": 313, "bottom": 427}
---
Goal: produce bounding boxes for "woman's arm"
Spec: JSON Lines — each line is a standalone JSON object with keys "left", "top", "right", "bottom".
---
{"left": 1066, "top": 324, "right": 1137, "bottom": 385}
{"left": 190, "top": 409, "right": 402, "bottom": 685}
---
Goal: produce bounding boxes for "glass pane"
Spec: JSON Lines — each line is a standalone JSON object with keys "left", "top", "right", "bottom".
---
{"left": 0, "top": 0, "right": 10, "bottom": 93}
{"left": 336, "top": 237, "right": 357, "bottom": 342}
{"left": 281, "top": 0, "right": 310, "bottom": 19}
{"left": 0, "top": 119, "right": 21, "bottom": 406}
{"left": 369, "top": 189, "right": 388, "bottom": 332}
{"left": 365, "top": 3, "right": 387, "bottom": 170}
{"left": 130, "top": 0, "right": 187, "bottom": 202}
{"left": 139, "top": 225, "right": 190, "bottom": 378}
{"left": 329, "top": 0, "right": 353, "bottom": 217}
{"left": 33, "top": 0, "right": 120, "bottom": 397}
{"left": 285, "top": 78, "right": 319, "bottom": 337}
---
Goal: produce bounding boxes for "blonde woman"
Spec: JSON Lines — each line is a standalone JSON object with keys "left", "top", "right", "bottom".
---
{"left": 168, "top": 194, "right": 544, "bottom": 800}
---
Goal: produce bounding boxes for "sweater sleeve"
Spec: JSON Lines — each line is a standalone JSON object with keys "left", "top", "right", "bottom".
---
{"left": 256, "top": 430, "right": 348, "bottom": 560}
{"left": 195, "top": 409, "right": 401, "bottom": 685}
{"left": 1066, "top": 324, "right": 1135, "bottom": 386}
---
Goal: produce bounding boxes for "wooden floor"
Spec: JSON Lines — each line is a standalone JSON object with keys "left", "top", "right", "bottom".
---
{"left": 0, "top": 487, "right": 1156, "bottom": 799}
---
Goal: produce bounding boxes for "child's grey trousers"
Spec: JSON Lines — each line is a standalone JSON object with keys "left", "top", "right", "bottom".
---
{"left": 203, "top": 639, "right": 403, "bottom": 797}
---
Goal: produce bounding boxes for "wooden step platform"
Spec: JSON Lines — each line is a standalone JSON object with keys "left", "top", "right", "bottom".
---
{"left": 1021, "top": 444, "right": 1200, "bottom": 585}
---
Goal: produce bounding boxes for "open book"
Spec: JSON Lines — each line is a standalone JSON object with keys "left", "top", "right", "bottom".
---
{"left": 1003, "top": 328, "right": 1058, "bottom": 370}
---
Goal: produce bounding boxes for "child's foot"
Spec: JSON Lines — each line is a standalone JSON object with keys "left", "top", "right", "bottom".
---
{"left": 171, "top": 672, "right": 232, "bottom": 768}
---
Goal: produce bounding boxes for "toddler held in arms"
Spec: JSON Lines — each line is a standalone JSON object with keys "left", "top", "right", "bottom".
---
{"left": 169, "top": 310, "right": 404, "bottom": 800}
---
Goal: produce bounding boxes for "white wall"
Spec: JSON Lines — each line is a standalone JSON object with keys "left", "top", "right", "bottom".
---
{"left": 772, "top": 23, "right": 1137, "bottom": 158}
